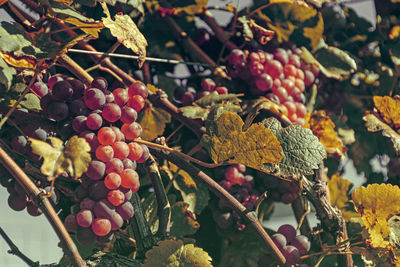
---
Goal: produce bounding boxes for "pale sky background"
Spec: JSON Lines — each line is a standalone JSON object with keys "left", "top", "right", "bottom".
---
{"left": 0, "top": 0, "right": 377, "bottom": 266}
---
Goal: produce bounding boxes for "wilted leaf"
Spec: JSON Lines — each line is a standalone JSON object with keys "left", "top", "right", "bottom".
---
{"left": 352, "top": 183, "right": 400, "bottom": 248}
{"left": 195, "top": 92, "right": 242, "bottom": 107}
{"left": 363, "top": 113, "right": 400, "bottom": 154}
{"left": 255, "top": 1, "right": 323, "bottom": 50}
{"left": 20, "top": 93, "right": 41, "bottom": 111}
{"left": 101, "top": 2, "right": 148, "bottom": 67}
{"left": 327, "top": 174, "right": 360, "bottom": 221}
{"left": 304, "top": 110, "right": 345, "bottom": 158}
{"left": 137, "top": 101, "right": 171, "bottom": 141}
{"left": 142, "top": 239, "right": 212, "bottom": 267}
{"left": 180, "top": 106, "right": 210, "bottom": 121}
{"left": 337, "top": 128, "right": 356, "bottom": 145}
{"left": 202, "top": 112, "right": 283, "bottom": 171}
{"left": 262, "top": 117, "right": 326, "bottom": 178}
{"left": 300, "top": 46, "right": 357, "bottom": 80}
{"left": 169, "top": 163, "right": 210, "bottom": 214}
{"left": 170, "top": 202, "right": 200, "bottom": 239}
{"left": 29, "top": 136, "right": 91, "bottom": 179}
{"left": 373, "top": 96, "right": 400, "bottom": 126}
{"left": 0, "top": 57, "right": 16, "bottom": 90}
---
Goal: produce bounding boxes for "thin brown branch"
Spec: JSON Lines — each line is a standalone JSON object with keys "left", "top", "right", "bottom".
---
{"left": 153, "top": 150, "right": 287, "bottom": 265}
{"left": 0, "top": 147, "right": 85, "bottom": 267}
{"left": 58, "top": 54, "right": 94, "bottom": 86}
{"left": 200, "top": 11, "right": 238, "bottom": 51}
{"left": 145, "top": 154, "right": 171, "bottom": 237}
{"left": 0, "top": 226, "right": 39, "bottom": 267}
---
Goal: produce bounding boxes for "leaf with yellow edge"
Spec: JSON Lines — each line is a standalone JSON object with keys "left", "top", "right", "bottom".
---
{"left": 352, "top": 183, "right": 400, "bottom": 248}
{"left": 137, "top": 100, "right": 171, "bottom": 141}
{"left": 304, "top": 110, "right": 345, "bottom": 158}
{"left": 327, "top": 174, "right": 360, "bottom": 221}
{"left": 29, "top": 136, "right": 91, "bottom": 180}
{"left": 202, "top": 112, "right": 283, "bottom": 171}
{"left": 142, "top": 239, "right": 212, "bottom": 267}
{"left": 373, "top": 96, "right": 400, "bottom": 127}
{"left": 63, "top": 17, "right": 104, "bottom": 39}
{"left": 363, "top": 113, "right": 400, "bottom": 154}
{"left": 101, "top": 2, "right": 147, "bottom": 67}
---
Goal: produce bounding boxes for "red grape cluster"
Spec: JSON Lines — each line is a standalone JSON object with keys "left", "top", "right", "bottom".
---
{"left": 30, "top": 75, "right": 150, "bottom": 244}
{"left": 227, "top": 47, "right": 320, "bottom": 125}
{"left": 174, "top": 78, "right": 229, "bottom": 106}
{"left": 271, "top": 224, "right": 311, "bottom": 266}
{"left": 215, "top": 164, "right": 259, "bottom": 231}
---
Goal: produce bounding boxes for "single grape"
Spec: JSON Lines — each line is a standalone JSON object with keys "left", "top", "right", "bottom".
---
{"left": 121, "top": 122, "right": 142, "bottom": 140}
{"left": 282, "top": 245, "right": 300, "bottom": 265}
{"left": 264, "top": 60, "right": 283, "bottom": 79}
{"left": 91, "top": 77, "right": 108, "bottom": 92}
{"left": 86, "top": 113, "right": 103, "bottom": 130}
{"left": 70, "top": 99, "right": 89, "bottom": 117}
{"left": 64, "top": 214, "right": 79, "bottom": 232}
{"left": 47, "top": 76, "right": 63, "bottom": 90}
{"left": 116, "top": 201, "right": 134, "bottom": 220}
{"left": 76, "top": 209, "right": 93, "bottom": 228}
{"left": 215, "top": 86, "right": 228, "bottom": 95}
{"left": 104, "top": 172, "right": 122, "bottom": 190}
{"left": 181, "top": 91, "right": 195, "bottom": 106}
{"left": 127, "top": 142, "right": 143, "bottom": 161}
{"left": 68, "top": 78, "right": 85, "bottom": 99}
{"left": 113, "top": 88, "right": 129, "bottom": 106}
{"left": 27, "top": 201, "right": 42, "bottom": 216}
{"left": 277, "top": 224, "right": 297, "bottom": 243}
{"left": 120, "top": 106, "right": 138, "bottom": 124}
{"left": 108, "top": 189, "right": 125, "bottom": 206}
{"left": 106, "top": 158, "right": 124, "bottom": 174}
{"left": 110, "top": 212, "right": 123, "bottom": 230}
{"left": 92, "top": 218, "right": 112, "bottom": 237}
{"left": 72, "top": 115, "right": 88, "bottom": 133}
{"left": 98, "top": 127, "right": 117, "bottom": 145}
{"left": 201, "top": 78, "right": 216, "bottom": 92}
{"left": 95, "top": 145, "right": 114, "bottom": 162}
{"left": 273, "top": 48, "right": 289, "bottom": 65}
{"left": 102, "top": 103, "right": 121, "bottom": 122}
{"left": 105, "top": 90, "right": 114, "bottom": 103}
{"left": 31, "top": 82, "right": 49, "bottom": 97}
{"left": 86, "top": 160, "right": 106, "bottom": 180}
{"left": 89, "top": 181, "right": 109, "bottom": 201}
{"left": 11, "top": 136, "right": 28, "bottom": 154}
{"left": 136, "top": 144, "right": 149, "bottom": 163}
{"left": 290, "top": 235, "right": 311, "bottom": 255}
{"left": 228, "top": 49, "right": 246, "bottom": 65}
{"left": 84, "top": 88, "right": 106, "bottom": 110}
{"left": 120, "top": 169, "right": 140, "bottom": 192}
{"left": 112, "top": 141, "right": 129, "bottom": 160}
{"left": 93, "top": 199, "right": 115, "bottom": 219}
{"left": 122, "top": 158, "right": 137, "bottom": 170}
{"left": 80, "top": 197, "right": 96, "bottom": 210}
{"left": 47, "top": 101, "right": 69, "bottom": 121}
{"left": 128, "top": 82, "right": 148, "bottom": 99}
{"left": 8, "top": 193, "right": 27, "bottom": 211}
{"left": 110, "top": 126, "right": 125, "bottom": 142}
{"left": 52, "top": 80, "right": 73, "bottom": 101}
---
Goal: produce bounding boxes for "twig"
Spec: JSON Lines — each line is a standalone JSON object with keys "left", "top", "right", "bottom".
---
{"left": 0, "top": 61, "right": 43, "bottom": 130}
{"left": 0, "top": 146, "right": 85, "bottom": 267}
{"left": 134, "top": 139, "right": 220, "bottom": 168}
{"left": 200, "top": 11, "right": 238, "bottom": 51}
{"left": 291, "top": 197, "right": 311, "bottom": 235}
{"left": 153, "top": 150, "right": 287, "bottom": 265}
{"left": 145, "top": 154, "right": 171, "bottom": 238}
{"left": 0, "top": 226, "right": 39, "bottom": 267}
{"left": 58, "top": 54, "right": 93, "bottom": 86}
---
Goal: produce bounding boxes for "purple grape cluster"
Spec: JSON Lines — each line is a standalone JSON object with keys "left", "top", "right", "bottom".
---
{"left": 226, "top": 47, "right": 320, "bottom": 125}
{"left": 174, "top": 78, "right": 229, "bottom": 106}
{"left": 215, "top": 164, "right": 259, "bottom": 231}
{"left": 271, "top": 224, "right": 311, "bottom": 265}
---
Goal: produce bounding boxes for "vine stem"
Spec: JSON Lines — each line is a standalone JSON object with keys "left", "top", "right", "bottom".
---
{"left": 58, "top": 54, "right": 93, "bottom": 86}
{"left": 0, "top": 147, "right": 85, "bottom": 267}
{"left": 199, "top": 11, "right": 238, "bottom": 51}
{"left": 153, "top": 150, "right": 287, "bottom": 265}
{"left": 134, "top": 139, "right": 220, "bottom": 168}
{"left": 0, "top": 226, "right": 39, "bottom": 267}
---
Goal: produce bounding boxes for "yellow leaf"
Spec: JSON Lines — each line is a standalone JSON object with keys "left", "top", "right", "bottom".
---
{"left": 202, "top": 112, "right": 283, "bottom": 170}
{"left": 389, "top": 25, "right": 400, "bottom": 39}
{"left": 0, "top": 51, "right": 36, "bottom": 69}
{"left": 101, "top": 2, "right": 148, "bottom": 67}
{"left": 304, "top": 110, "right": 345, "bottom": 158}
{"left": 143, "top": 239, "right": 212, "bottom": 267}
{"left": 170, "top": 162, "right": 197, "bottom": 189}
{"left": 352, "top": 183, "right": 400, "bottom": 248}
{"left": 327, "top": 174, "right": 360, "bottom": 221}
{"left": 63, "top": 17, "right": 104, "bottom": 38}
{"left": 29, "top": 136, "right": 91, "bottom": 180}
{"left": 373, "top": 96, "right": 400, "bottom": 127}
{"left": 137, "top": 100, "right": 171, "bottom": 141}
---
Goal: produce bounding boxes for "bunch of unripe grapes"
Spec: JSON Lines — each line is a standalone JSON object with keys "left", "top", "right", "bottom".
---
{"left": 29, "top": 74, "right": 150, "bottom": 244}
{"left": 173, "top": 78, "right": 229, "bottom": 106}
{"left": 227, "top": 47, "right": 320, "bottom": 125}
{"left": 270, "top": 224, "right": 311, "bottom": 266}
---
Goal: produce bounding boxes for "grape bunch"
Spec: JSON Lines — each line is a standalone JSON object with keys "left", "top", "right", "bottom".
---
{"left": 29, "top": 74, "right": 151, "bottom": 245}
{"left": 227, "top": 47, "right": 320, "bottom": 125}
{"left": 271, "top": 224, "right": 311, "bottom": 266}
{"left": 173, "top": 77, "right": 229, "bottom": 106}
{"left": 215, "top": 164, "right": 259, "bottom": 231}
{"left": 258, "top": 172, "right": 299, "bottom": 204}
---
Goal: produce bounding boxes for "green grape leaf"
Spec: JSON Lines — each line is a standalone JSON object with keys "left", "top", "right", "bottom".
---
{"left": 20, "top": 93, "right": 41, "bottom": 111}
{"left": 180, "top": 106, "right": 210, "bottom": 121}
{"left": 142, "top": 239, "right": 212, "bottom": 267}
{"left": 261, "top": 117, "right": 326, "bottom": 178}
{"left": 137, "top": 100, "right": 171, "bottom": 141}
{"left": 170, "top": 163, "right": 210, "bottom": 214}
{"left": 195, "top": 91, "right": 242, "bottom": 107}
{"left": 102, "top": 2, "right": 148, "bottom": 67}
{"left": 300, "top": 46, "right": 356, "bottom": 80}
{"left": 254, "top": 1, "right": 323, "bottom": 51}
{"left": 181, "top": 102, "right": 242, "bottom": 121}
{"left": 202, "top": 112, "right": 283, "bottom": 170}
{"left": 0, "top": 57, "right": 16, "bottom": 91}
{"left": 363, "top": 113, "right": 400, "bottom": 154}
{"left": 170, "top": 202, "right": 200, "bottom": 239}
{"left": 29, "top": 136, "right": 91, "bottom": 180}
